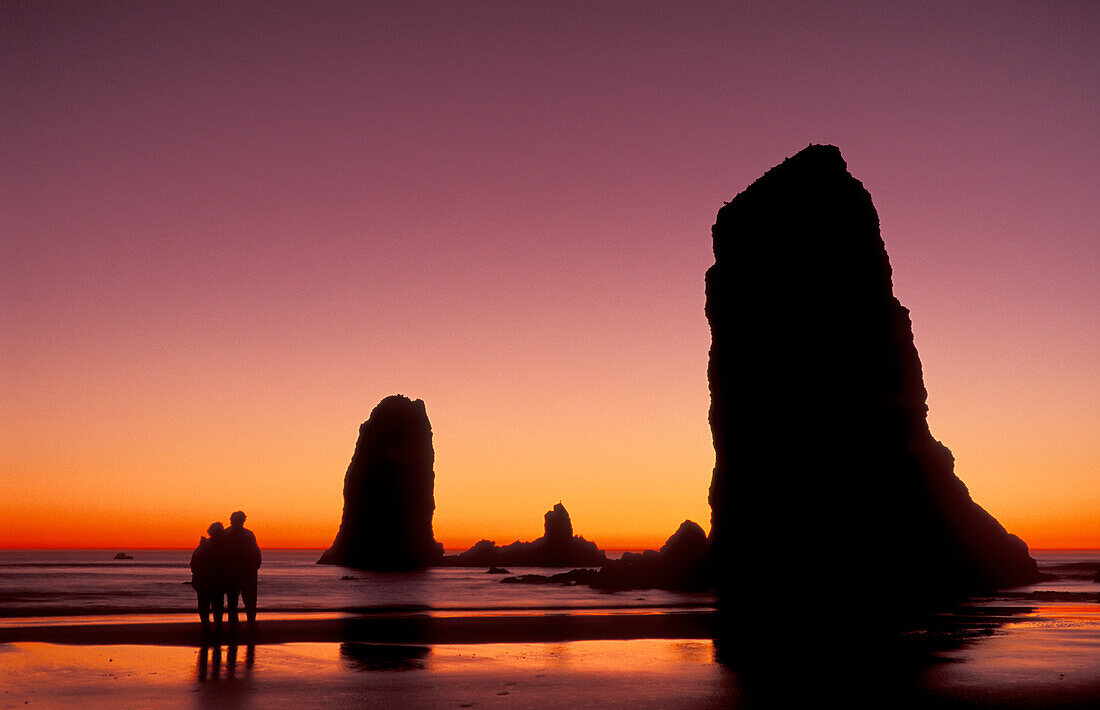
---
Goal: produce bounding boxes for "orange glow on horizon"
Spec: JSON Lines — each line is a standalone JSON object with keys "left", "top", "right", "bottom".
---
{"left": 2, "top": 4, "right": 1096, "bottom": 559}
{"left": 0, "top": 502, "right": 703, "bottom": 553}
{"left": 3, "top": 496, "right": 1099, "bottom": 552}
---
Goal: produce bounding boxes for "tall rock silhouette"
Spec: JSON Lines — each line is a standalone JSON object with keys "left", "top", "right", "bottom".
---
{"left": 706, "top": 145, "right": 1038, "bottom": 618}
{"left": 318, "top": 395, "right": 443, "bottom": 569}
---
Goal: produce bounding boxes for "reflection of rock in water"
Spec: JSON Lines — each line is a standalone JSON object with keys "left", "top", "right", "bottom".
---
{"left": 319, "top": 395, "right": 444, "bottom": 569}
{"left": 705, "top": 145, "right": 1039, "bottom": 624}
{"left": 340, "top": 642, "right": 430, "bottom": 672}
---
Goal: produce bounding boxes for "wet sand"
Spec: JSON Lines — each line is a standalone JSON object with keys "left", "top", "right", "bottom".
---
{"left": 1, "top": 638, "right": 737, "bottom": 710}
{"left": 2, "top": 604, "right": 1098, "bottom": 708}
{"left": 0, "top": 611, "right": 715, "bottom": 646}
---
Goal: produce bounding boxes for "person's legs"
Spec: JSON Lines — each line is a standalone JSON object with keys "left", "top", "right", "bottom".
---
{"left": 243, "top": 578, "right": 258, "bottom": 625}
{"left": 226, "top": 586, "right": 241, "bottom": 629}
{"left": 197, "top": 590, "right": 211, "bottom": 631}
{"left": 212, "top": 588, "right": 224, "bottom": 633}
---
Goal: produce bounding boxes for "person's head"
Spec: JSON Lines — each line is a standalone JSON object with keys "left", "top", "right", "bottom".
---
{"left": 230, "top": 510, "right": 246, "bottom": 527}
{"left": 207, "top": 521, "right": 224, "bottom": 537}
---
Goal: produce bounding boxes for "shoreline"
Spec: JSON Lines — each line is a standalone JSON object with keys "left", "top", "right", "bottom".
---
{"left": 0, "top": 611, "right": 717, "bottom": 647}
{"left": 4, "top": 604, "right": 1099, "bottom": 708}
{"left": 0, "top": 599, "right": 715, "bottom": 619}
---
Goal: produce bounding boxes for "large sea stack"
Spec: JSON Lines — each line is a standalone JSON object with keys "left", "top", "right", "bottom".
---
{"left": 706, "top": 145, "right": 1038, "bottom": 618}
{"left": 318, "top": 395, "right": 444, "bottom": 569}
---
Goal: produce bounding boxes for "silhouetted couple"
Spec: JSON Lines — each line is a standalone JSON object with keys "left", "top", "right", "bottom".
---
{"left": 190, "top": 510, "right": 261, "bottom": 635}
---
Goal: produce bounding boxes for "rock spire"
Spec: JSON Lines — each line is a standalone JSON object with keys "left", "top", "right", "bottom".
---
{"left": 706, "top": 145, "right": 1038, "bottom": 615}
{"left": 318, "top": 395, "right": 443, "bottom": 569}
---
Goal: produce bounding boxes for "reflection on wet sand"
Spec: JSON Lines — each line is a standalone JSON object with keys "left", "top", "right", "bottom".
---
{"left": 197, "top": 642, "right": 255, "bottom": 681}
{"left": 1, "top": 601, "right": 1096, "bottom": 709}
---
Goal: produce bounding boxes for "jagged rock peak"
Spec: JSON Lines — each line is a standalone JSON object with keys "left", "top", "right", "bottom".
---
{"left": 659, "top": 520, "right": 707, "bottom": 557}
{"left": 721, "top": 143, "right": 849, "bottom": 210}
{"left": 544, "top": 502, "right": 573, "bottom": 542}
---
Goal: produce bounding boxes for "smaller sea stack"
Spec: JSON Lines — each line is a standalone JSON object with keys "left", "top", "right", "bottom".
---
{"left": 592, "top": 520, "right": 711, "bottom": 591}
{"left": 443, "top": 503, "right": 606, "bottom": 568}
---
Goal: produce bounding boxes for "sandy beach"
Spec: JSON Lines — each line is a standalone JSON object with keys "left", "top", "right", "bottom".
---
{"left": 0, "top": 613, "right": 728, "bottom": 708}
{"left": 0, "top": 611, "right": 715, "bottom": 647}
{"left": 2, "top": 602, "right": 1099, "bottom": 709}
{"left": 1, "top": 637, "right": 738, "bottom": 710}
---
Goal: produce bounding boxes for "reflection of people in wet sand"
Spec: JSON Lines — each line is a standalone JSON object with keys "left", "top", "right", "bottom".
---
{"left": 190, "top": 522, "right": 225, "bottom": 636}
{"left": 197, "top": 642, "right": 221, "bottom": 681}
{"left": 224, "top": 510, "right": 262, "bottom": 630}
{"left": 197, "top": 642, "right": 255, "bottom": 681}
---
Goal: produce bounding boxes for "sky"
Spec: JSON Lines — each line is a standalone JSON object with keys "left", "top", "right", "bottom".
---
{"left": 2, "top": 1, "right": 1097, "bottom": 550}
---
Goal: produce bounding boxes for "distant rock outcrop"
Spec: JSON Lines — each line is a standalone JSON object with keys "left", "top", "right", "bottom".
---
{"left": 500, "top": 568, "right": 599, "bottom": 586}
{"left": 706, "top": 145, "right": 1039, "bottom": 616}
{"left": 499, "top": 520, "right": 710, "bottom": 591}
{"left": 593, "top": 520, "right": 711, "bottom": 591}
{"left": 443, "top": 503, "right": 606, "bottom": 568}
{"left": 318, "top": 395, "right": 444, "bottom": 569}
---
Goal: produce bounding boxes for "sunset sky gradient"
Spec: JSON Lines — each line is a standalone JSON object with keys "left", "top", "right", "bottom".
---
{"left": 3, "top": 1, "right": 1097, "bottom": 550}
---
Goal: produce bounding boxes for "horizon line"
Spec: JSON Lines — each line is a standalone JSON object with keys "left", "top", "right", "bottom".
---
{"left": 2, "top": 546, "right": 1097, "bottom": 552}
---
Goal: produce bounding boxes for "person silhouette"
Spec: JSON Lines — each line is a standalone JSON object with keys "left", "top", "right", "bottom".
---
{"left": 224, "top": 510, "right": 261, "bottom": 631}
{"left": 190, "top": 522, "right": 225, "bottom": 636}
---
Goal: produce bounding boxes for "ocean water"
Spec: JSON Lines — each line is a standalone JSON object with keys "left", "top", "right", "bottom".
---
{"left": 3, "top": 550, "right": 1096, "bottom": 709}
{"left": 1014, "top": 549, "right": 1100, "bottom": 594}
{"left": 0, "top": 549, "right": 716, "bottom": 622}
{"left": 2, "top": 549, "right": 1095, "bottom": 625}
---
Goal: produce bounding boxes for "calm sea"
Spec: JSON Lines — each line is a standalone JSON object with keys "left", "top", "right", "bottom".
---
{"left": 1, "top": 549, "right": 1095, "bottom": 625}
{"left": 0, "top": 549, "right": 717, "bottom": 623}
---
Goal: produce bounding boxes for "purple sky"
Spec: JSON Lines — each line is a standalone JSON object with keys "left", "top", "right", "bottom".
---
{"left": 2, "top": 1, "right": 1097, "bottom": 548}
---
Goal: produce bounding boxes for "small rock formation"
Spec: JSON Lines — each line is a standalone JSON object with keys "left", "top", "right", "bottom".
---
{"left": 113, "top": 552, "right": 133, "bottom": 560}
{"left": 706, "top": 145, "right": 1039, "bottom": 619}
{"left": 499, "top": 520, "right": 710, "bottom": 591}
{"left": 443, "top": 503, "right": 607, "bottom": 568}
{"left": 501, "top": 569, "right": 599, "bottom": 586}
{"left": 451, "top": 539, "right": 498, "bottom": 565}
{"left": 318, "top": 395, "right": 443, "bottom": 569}
{"left": 592, "top": 520, "right": 711, "bottom": 591}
